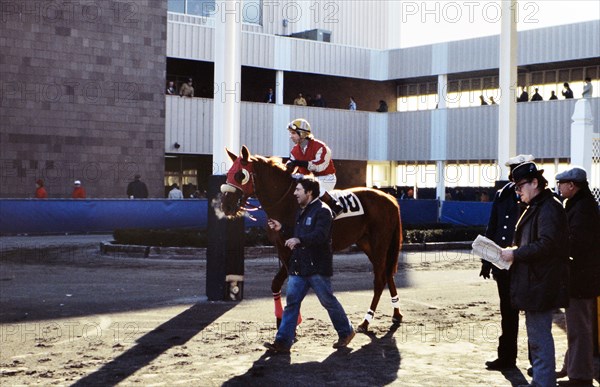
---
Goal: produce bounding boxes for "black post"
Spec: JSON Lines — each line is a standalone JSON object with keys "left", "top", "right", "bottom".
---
{"left": 206, "top": 175, "right": 245, "bottom": 301}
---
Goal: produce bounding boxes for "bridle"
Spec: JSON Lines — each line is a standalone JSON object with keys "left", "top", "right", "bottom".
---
{"left": 222, "top": 160, "right": 297, "bottom": 215}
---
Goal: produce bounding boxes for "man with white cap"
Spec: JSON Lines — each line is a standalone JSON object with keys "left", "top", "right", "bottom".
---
{"left": 483, "top": 154, "right": 534, "bottom": 371}
{"left": 555, "top": 166, "right": 600, "bottom": 387}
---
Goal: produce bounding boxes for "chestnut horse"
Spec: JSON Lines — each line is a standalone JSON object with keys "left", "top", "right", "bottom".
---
{"left": 220, "top": 146, "right": 403, "bottom": 332}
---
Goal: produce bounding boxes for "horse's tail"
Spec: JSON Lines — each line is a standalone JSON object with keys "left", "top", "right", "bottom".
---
{"left": 386, "top": 205, "right": 403, "bottom": 275}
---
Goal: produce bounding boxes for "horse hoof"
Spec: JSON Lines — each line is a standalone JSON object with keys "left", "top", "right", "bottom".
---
{"left": 356, "top": 322, "right": 369, "bottom": 333}
{"left": 392, "top": 314, "right": 403, "bottom": 325}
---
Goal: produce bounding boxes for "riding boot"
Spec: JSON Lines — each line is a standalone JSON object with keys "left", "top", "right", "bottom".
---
{"left": 321, "top": 191, "right": 344, "bottom": 217}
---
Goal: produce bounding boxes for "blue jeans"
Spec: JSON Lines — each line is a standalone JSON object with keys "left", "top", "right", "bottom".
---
{"left": 275, "top": 274, "right": 353, "bottom": 348}
{"left": 525, "top": 310, "right": 555, "bottom": 387}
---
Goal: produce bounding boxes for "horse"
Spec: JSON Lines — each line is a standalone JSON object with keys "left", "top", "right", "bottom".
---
{"left": 220, "top": 146, "right": 403, "bottom": 332}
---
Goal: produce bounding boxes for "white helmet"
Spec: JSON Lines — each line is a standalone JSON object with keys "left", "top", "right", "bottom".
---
{"left": 287, "top": 118, "right": 313, "bottom": 139}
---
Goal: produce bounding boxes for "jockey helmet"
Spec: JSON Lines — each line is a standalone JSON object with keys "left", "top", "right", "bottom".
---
{"left": 287, "top": 118, "right": 313, "bottom": 139}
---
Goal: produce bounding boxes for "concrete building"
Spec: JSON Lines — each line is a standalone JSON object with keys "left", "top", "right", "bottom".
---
{"left": 1, "top": 1, "right": 598, "bottom": 198}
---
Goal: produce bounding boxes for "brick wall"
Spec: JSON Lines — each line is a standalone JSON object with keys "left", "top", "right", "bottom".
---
{"left": 0, "top": 0, "right": 167, "bottom": 198}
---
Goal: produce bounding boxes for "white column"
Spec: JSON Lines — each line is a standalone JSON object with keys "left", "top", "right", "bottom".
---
{"left": 437, "top": 74, "right": 448, "bottom": 109}
{"left": 570, "top": 99, "right": 594, "bottom": 173}
{"left": 436, "top": 160, "right": 446, "bottom": 202}
{"left": 497, "top": 0, "right": 518, "bottom": 180}
{"left": 275, "top": 70, "right": 284, "bottom": 105}
{"left": 213, "top": 0, "right": 242, "bottom": 174}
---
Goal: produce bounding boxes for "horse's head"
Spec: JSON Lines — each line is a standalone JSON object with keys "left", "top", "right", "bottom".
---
{"left": 220, "top": 146, "right": 256, "bottom": 217}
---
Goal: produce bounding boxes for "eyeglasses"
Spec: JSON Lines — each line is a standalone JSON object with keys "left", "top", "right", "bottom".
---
{"left": 514, "top": 180, "right": 531, "bottom": 192}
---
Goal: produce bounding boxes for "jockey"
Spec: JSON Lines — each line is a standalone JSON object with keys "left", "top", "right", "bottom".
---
{"left": 286, "top": 118, "right": 344, "bottom": 216}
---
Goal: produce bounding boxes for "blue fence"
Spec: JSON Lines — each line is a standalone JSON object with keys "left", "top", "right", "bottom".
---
{"left": 0, "top": 199, "right": 491, "bottom": 235}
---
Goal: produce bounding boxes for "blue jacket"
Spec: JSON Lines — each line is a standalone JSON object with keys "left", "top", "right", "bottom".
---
{"left": 284, "top": 199, "right": 334, "bottom": 277}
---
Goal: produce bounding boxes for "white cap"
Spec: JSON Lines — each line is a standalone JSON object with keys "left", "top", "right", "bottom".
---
{"left": 505, "top": 154, "right": 534, "bottom": 167}
{"left": 74, "top": 180, "right": 81, "bottom": 185}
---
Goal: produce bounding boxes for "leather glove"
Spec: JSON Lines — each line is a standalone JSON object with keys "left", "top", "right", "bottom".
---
{"left": 479, "top": 260, "right": 492, "bottom": 279}
{"left": 286, "top": 160, "right": 308, "bottom": 169}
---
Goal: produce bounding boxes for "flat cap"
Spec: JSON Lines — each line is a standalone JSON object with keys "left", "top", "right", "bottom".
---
{"left": 555, "top": 167, "right": 587, "bottom": 183}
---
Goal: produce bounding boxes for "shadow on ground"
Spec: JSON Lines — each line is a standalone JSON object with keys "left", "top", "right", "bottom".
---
{"left": 72, "top": 302, "right": 233, "bottom": 386}
{"left": 224, "top": 324, "right": 401, "bottom": 387}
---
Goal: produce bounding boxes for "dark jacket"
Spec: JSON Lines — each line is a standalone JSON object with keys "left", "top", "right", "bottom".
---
{"left": 286, "top": 199, "right": 334, "bottom": 277}
{"left": 485, "top": 182, "right": 522, "bottom": 276}
{"left": 510, "top": 189, "right": 569, "bottom": 312}
{"left": 127, "top": 180, "right": 149, "bottom": 198}
{"left": 486, "top": 182, "right": 521, "bottom": 248}
{"left": 564, "top": 186, "right": 600, "bottom": 298}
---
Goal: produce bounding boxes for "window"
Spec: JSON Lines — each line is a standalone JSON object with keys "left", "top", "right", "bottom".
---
{"left": 168, "top": 0, "right": 263, "bottom": 25}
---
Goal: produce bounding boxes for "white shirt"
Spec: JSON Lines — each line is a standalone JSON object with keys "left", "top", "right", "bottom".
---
{"left": 168, "top": 188, "right": 184, "bottom": 199}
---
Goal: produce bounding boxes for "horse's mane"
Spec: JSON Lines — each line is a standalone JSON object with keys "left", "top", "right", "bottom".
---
{"left": 252, "top": 155, "right": 291, "bottom": 181}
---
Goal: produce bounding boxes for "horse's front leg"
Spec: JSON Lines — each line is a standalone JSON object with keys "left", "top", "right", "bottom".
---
{"left": 271, "top": 264, "right": 288, "bottom": 328}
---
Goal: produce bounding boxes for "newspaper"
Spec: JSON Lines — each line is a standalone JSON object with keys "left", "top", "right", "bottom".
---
{"left": 471, "top": 235, "right": 512, "bottom": 270}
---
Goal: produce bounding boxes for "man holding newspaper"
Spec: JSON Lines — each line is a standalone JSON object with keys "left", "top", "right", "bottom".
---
{"left": 499, "top": 161, "right": 570, "bottom": 387}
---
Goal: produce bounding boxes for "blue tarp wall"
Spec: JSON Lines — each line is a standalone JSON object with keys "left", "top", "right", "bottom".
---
{"left": 0, "top": 199, "right": 491, "bottom": 235}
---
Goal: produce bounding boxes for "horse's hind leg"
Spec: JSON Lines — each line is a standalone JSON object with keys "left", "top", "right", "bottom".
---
{"left": 387, "top": 272, "right": 403, "bottom": 325}
{"left": 357, "top": 267, "right": 386, "bottom": 333}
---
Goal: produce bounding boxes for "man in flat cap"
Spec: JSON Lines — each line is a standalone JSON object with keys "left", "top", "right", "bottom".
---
{"left": 483, "top": 154, "right": 534, "bottom": 372}
{"left": 500, "top": 161, "right": 569, "bottom": 387}
{"left": 554, "top": 167, "right": 600, "bottom": 387}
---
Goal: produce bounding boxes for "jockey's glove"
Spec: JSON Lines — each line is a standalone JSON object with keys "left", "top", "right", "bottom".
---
{"left": 287, "top": 160, "right": 308, "bottom": 168}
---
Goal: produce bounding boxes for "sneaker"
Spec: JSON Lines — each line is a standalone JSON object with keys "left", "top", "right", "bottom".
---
{"left": 263, "top": 341, "right": 290, "bottom": 354}
{"left": 485, "top": 358, "right": 516, "bottom": 370}
{"left": 332, "top": 330, "right": 355, "bottom": 349}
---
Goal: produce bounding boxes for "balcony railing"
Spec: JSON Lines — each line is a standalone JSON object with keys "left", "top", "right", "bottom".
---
{"left": 166, "top": 95, "right": 599, "bottom": 162}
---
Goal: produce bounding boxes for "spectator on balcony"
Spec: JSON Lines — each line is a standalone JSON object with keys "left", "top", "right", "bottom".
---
{"left": 35, "top": 179, "right": 48, "bottom": 199}
{"left": 479, "top": 95, "right": 488, "bottom": 105}
{"left": 530, "top": 88, "right": 543, "bottom": 102}
{"left": 562, "top": 82, "right": 574, "bottom": 99}
{"left": 264, "top": 88, "right": 275, "bottom": 103}
{"left": 400, "top": 188, "right": 414, "bottom": 200}
{"left": 293, "top": 92, "right": 307, "bottom": 106}
{"left": 517, "top": 86, "right": 529, "bottom": 103}
{"left": 489, "top": 96, "right": 497, "bottom": 105}
{"left": 582, "top": 77, "right": 593, "bottom": 99}
{"left": 549, "top": 91, "right": 558, "bottom": 100}
{"left": 312, "top": 93, "right": 326, "bottom": 107}
{"left": 376, "top": 100, "right": 388, "bottom": 112}
{"left": 348, "top": 96, "right": 357, "bottom": 111}
{"left": 179, "top": 78, "right": 194, "bottom": 98}
{"left": 166, "top": 81, "right": 176, "bottom": 95}
{"left": 72, "top": 180, "right": 86, "bottom": 199}
{"left": 168, "top": 183, "right": 184, "bottom": 199}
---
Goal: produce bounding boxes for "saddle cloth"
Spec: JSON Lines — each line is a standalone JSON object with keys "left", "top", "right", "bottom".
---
{"left": 329, "top": 190, "right": 365, "bottom": 220}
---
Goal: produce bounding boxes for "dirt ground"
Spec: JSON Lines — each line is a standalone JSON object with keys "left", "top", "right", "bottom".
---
{"left": 1, "top": 239, "right": 599, "bottom": 386}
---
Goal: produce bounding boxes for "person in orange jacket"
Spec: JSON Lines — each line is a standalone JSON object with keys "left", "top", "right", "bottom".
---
{"left": 72, "top": 180, "right": 86, "bottom": 199}
{"left": 35, "top": 179, "right": 48, "bottom": 199}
